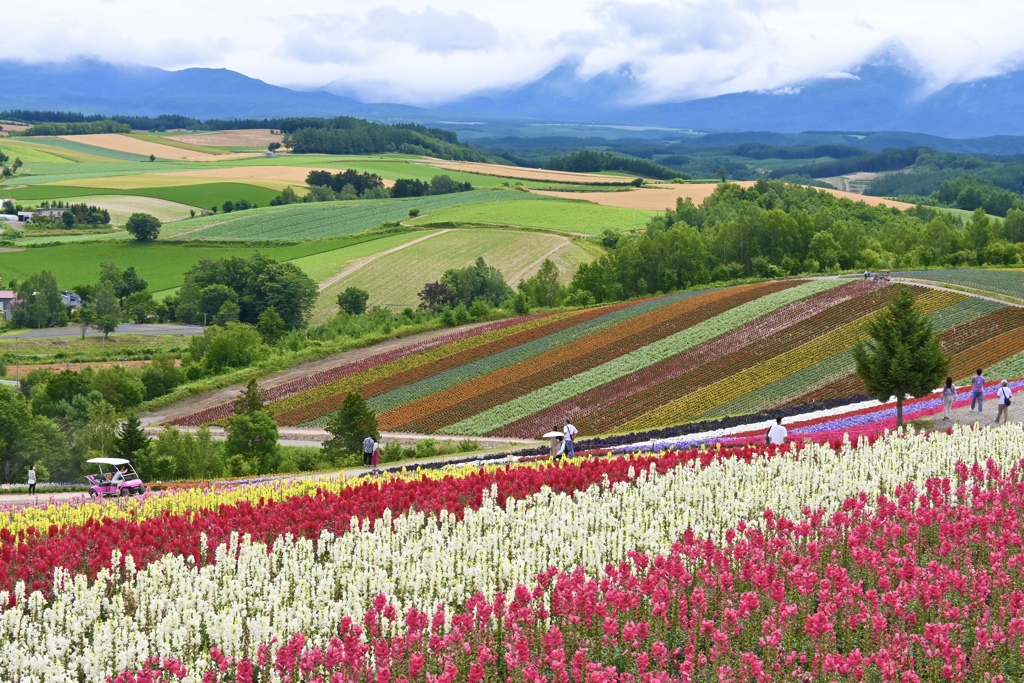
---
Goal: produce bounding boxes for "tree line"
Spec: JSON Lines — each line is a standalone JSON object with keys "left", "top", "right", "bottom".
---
{"left": 283, "top": 118, "right": 486, "bottom": 161}
{"left": 545, "top": 149, "right": 679, "bottom": 180}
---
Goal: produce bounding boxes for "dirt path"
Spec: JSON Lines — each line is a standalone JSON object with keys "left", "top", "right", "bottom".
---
{"left": 154, "top": 424, "right": 539, "bottom": 449}
{"left": 317, "top": 229, "right": 450, "bottom": 292}
{"left": 141, "top": 320, "right": 502, "bottom": 426}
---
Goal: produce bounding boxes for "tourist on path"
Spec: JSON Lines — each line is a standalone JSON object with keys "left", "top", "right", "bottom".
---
{"left": 971, "top": 369, "right": 986, "bottom": 412}
{"left": 563, "top": 419, "right": 578, "bottom": 458}
{"left": 942, "top": 376, "right": 957, "bottom": 420}
{"left": 371, "top": 440, "right": 381, "bottom": 469}
{"left": 548, "top": 425, "right": 564, "bottom": 461}
{"left": 362, "top": 434, "right": 375, "bottom": 467}
{"left": 767, "top": 418, "right": 788, "bottom": 446}
{"left": 27, "top": 465, "right": 36, "bottom": 495}
{"left": 996, "top": 380, "right": 1013, "bottom": 425}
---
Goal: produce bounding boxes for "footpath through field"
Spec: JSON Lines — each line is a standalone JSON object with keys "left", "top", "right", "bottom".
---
{"left": 316, "top": 229, "right": 451, "bottom": 291}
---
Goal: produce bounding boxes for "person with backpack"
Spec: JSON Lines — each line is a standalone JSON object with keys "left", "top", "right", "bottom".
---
{"left": 996, "top": 380, "right": 1013, "bottom": 425}
{"left": 941, "top": 376, "right": 957, "bottom": 420}
{"left": 563, "top": 418, "right": 578, "bottom": 458}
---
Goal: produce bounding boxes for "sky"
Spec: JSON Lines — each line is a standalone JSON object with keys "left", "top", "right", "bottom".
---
{"left": 9, "top": 0, "right": 1024, "bottom": 105}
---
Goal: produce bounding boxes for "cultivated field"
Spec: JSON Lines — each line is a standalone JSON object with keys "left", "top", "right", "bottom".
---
{"left": 168, "top": 278, "right": 1024, "bottom": 436}
{"left": 409, "top": 196, "right": 657, "bottom": 234}
{"left": 894, "top": 268, "right": 1024, "bottom": 301}
{"left": 535, "top": 182, "right": 918, "bottom": 211}
{"left": 75, "top": 195, "right": 198, "bottom": 224}
{"left": 59, "top": 134, "right": 224, "bottom": 160}
{"left": 311, "top": 228, "right": 584, "bottom": 318}
{"left": 424, "top": 160, "right": 632, "bottom": 184}
{"left": 166, "top": 129, "right": 284, "bottom": 148}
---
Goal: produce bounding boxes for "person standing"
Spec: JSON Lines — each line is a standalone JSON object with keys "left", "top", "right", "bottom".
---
{"left": 549, "top": 425, "right": 563, "bottom": 460}
{"left": 971, "top": 369, "right": 986, "bottom": 413}
{"left": 996, "top": 380, "right": 1013, "bottom": 425}
{"left": 362, "top": 434, "right": 375, "bottom": 467}
{"left": 942, "top": 376, "right": 957, "bottom": 420}
{"left": 371, "top": 440, "right": 381, "bottom": 469}
{"left": 27, "top": 464, "right": 36, "bottom": 495}
{"left": 563, "top": 419, "right": 578, "bottom": 458}
{"left": 766, "top": 418, "right": 788, "bottom": 446}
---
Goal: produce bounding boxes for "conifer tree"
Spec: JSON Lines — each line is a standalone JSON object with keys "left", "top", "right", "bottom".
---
{"left": 853, "top": 288, "right": 950, "bottom": 428}
{"left": 323, "top": 392, "right": 379, "bottom": 459}
{"left": 233, "top": 379, "right": 264, "bottom": 415}
{"left": 115, "top": 414, "right": 150, "bottom": 461}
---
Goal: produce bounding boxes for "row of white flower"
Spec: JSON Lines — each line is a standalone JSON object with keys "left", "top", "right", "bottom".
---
{"left": 2, "top": 425, "right": 1024, "bottom": 682}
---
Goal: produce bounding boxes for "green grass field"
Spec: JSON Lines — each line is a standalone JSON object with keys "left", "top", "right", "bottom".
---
{"left": 313, "top": 228, "right": 592, "bottom": 317}
{"left": 0, "top": 139, "right": 90, "bottom": 164}
{"left": 169, "top": 190, "right": 544, "bottom": 240}
{"left": 410, "top": 196, "right": 657, "bottom": 234}
{"left": 0, "top": 233, "right": 408, "bottom": 294}
{"left": 287, "top": 231, "right": 430, "bottom": 282}
{"left": 8, "top": 182, "right": 282, "bottom": 209}
{"left": 19, "top": 137, "right": 149, "bottom": 162}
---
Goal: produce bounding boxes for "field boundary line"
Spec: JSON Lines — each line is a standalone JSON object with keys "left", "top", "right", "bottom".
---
{"left": 892, "top": 276, "right": 1024, "bottom": 308}
{"left": 317, "top": 229, "right": 450, "bottom": 292}
{"left": 506, "top": 237, "right": 572, "bottom": 284}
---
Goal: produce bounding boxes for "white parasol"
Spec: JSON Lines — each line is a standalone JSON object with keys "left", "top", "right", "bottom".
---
{"left": 542, "top": 431, "right": 563, "bottom": 438}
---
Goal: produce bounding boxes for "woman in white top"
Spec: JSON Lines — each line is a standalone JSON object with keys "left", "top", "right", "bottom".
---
{"left": 995, "top": 380, "right": 1013, "bottom": 424}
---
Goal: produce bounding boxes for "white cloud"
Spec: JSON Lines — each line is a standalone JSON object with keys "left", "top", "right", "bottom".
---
{"left": 3, "top": 0, "right": 1024, "bottom": 105}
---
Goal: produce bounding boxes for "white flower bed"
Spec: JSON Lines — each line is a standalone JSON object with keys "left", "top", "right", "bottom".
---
{"left": 2, "top": 425, "right": 1024, "bottom": 682}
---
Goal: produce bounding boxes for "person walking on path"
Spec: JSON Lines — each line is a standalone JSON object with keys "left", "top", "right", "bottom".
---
{"left": 563, "top": 419, "right": 578, "bottom": 458}
{"left": 548, "top": 425, "right": 565, "bottom": 461}
{"left": 767, "top": 418, "right": 788, "bottom": 446}
{"left": 371, "top": 440, "right": 381, "bottom": 470}
{"left": 942, "top": 376, "right": 957, "bottom": 420}
{"left": 27, "top": 465, "right": 36, "bottom": 495}
{"left": 996, "top": 380, "right": 1013, "bottom": 425}
{"left": 971, "top": 369, "right": 986, "bottom": 413}
{"left": 362, "top": 434, "right": 375, "bottom": 467}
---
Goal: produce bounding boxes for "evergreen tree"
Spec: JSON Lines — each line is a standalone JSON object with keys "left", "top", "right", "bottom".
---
{"left": 323, "top": 392, "right": 379, "bottom": 460}
{"left": 233, "top": 379, "right": 264, "bottom": 415}
{"left": 257, "top": 306, "right": 286, "bottom": 345}
{"left": 853, "top": 288, "right": 950, "bottom": 428}
{"left": 115, "top": 414, "right": 150, "bottom": 461}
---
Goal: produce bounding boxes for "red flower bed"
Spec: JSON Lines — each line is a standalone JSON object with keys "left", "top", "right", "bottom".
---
{"left": 0, "top": 444, "right": 781, "bottom": 600}
{"left": 114, "top": 459, "right": 1024, "bottom": 683}
{"left": 497, "top": 280, "right": 892, "bottom": 438}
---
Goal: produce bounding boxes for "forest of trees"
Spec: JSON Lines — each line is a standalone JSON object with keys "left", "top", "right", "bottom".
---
{"left": 283, "top": 117, "right": 486, "bottom": 160}
{"left": 22, "top": 120, "right": 131, "bottom": 136}
{"left": 567, "top": 180, "right": 1024, "bottom": 303}
{"left": 545, "top": 149, "right": 678, "bottom": 180}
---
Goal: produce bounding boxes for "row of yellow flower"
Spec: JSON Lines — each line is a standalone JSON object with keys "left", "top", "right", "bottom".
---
{"left": 0, "top": 463, "right": 503, "bottom": 538}
{"left": 620, "top": 289, "right": 963, "bottom": 431}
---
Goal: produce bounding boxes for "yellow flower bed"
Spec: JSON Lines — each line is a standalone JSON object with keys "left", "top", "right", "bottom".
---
{"left": 0, "top": 463, "right": 497, "bottom": 537}
{"left": 620, "top": 289, "right": 963, "bottom": 430}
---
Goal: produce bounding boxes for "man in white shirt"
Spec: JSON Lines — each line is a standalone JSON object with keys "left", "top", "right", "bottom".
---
{"left": 563, "top": 419, "right": 578, "bottom": 458}
{"left": 767, "top": 418, "right": 788, "bottom": 446}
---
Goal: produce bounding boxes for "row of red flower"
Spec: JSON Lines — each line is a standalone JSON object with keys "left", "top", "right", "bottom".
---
{"left": 381, "top": 282, "right": 793, "bottom": 433}
{"left": 0, "top": 444, "right": 785, "bottom": 600}
{"left": 113, "top": 458, "right": 1024, "bottom": 683}
{"left": 170, "top": 314, "right": 546, "bottom": 427}
{"left": 498, "top": 279, "right": 890, "bottom": 438}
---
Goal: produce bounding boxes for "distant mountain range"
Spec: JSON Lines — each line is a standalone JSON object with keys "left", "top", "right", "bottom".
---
{"left": 2, "top": 54, "right": 1023, "bottom": 140}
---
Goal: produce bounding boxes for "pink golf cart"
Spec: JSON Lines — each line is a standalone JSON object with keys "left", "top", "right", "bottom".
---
{"left": 85, "top": 457, "right": 146, "bottom": 498}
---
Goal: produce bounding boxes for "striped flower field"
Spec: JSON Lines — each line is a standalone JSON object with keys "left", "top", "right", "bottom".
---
{"left": 170, "top": 278, "right": 1024, "bottom": 437}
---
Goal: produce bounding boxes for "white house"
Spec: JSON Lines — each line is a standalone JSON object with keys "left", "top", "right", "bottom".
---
{"left": 0, "top": 290, "right": 16, "bottom": 321}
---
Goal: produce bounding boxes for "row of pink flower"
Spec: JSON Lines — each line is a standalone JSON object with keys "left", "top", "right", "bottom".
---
{"left": 0, "top": 443, "right": 784, "bottom": 599}
{"left": 112, "top": 457, "right": 1024, "bottom": 683}
{"left": 170, "top": 314, "right": 549, "bottom": 426}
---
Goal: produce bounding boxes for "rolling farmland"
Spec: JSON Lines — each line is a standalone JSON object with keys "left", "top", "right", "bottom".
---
{"left": 409, "top": 196, "right": 657, "bottom": 234}
{"left": 894, "top": 268, "right": 1024, "bottom": 301}
{"left": 310, "top": 228, "right": 588, "bottom": 319}
{"left": 168, "top": 278, "right": 1024, "bottom": 436}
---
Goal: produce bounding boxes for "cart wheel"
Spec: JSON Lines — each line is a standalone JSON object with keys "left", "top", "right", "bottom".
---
{"left": 89, "top": 490, "right": 99, "bottom": 499}
{"left": 120, "top": 488, "right": 130, "bottom": 497}
{"left": 134, "top": 487, "right": 145, "bottom": 496}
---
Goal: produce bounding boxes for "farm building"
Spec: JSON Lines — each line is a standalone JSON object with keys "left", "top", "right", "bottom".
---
{"left": 0, "top": 290, "right": 16, "bottom": 321}
{"left": 17, "top": 211, "right": 33, "bottom": 222}
{"left": 60, "top": 290, "right": 82, "bottom": 308}
{"left": 34, "top": 207, "right": 67, "bottom": 219}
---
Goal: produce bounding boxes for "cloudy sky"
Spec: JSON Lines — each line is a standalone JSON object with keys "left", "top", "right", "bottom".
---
{"left": 11, "top": 0, "right": 1024, "bottom": 104}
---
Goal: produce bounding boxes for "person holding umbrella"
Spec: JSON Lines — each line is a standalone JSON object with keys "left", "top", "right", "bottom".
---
{"left": 543, "top": 426, "right": 564, "bottom": 460}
